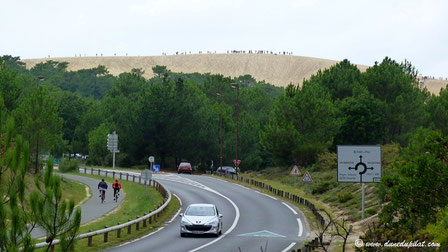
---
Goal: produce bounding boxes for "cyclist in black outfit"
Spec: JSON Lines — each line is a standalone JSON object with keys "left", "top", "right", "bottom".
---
{"left": 98, "top": 179, "right": 108, "bottom": 201}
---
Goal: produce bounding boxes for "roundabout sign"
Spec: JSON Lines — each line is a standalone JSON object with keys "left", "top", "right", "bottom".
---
{"left": 337, "top": 145, "right": 381, "bottom": 183}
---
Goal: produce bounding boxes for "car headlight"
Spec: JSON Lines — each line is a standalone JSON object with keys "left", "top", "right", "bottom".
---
{"left": 206, "top": 219, "right": 219, "bottom": 226}
{"left": 181, "top": 218, "right": 191, "bottom": 226}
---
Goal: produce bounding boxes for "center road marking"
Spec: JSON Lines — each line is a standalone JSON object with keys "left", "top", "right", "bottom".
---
{"left": 297, "top": 218, "right": 303, "bottom": 237}
{"left": 282, "top": 202, "right": 297, "bottom": 215}
{"left": 281, "top": 242, "right": 296, "bottom": 252}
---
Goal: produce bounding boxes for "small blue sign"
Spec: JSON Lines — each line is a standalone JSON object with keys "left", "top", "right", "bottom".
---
{"left": 153, "top": 165, "right": 160, "bottom": 173}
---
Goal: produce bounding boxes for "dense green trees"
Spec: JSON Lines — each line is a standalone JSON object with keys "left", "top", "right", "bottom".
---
{"left": 261, "top": 83, "right": 339, "bottom": 166}
{"left": 88, "top": 123, "right": 111, "bottom": 166}
{"left": 0, "top": 109, "right": 34, "bottom": 251}
{"left": 14, "top": 86, "right": 62, "bottom": 173}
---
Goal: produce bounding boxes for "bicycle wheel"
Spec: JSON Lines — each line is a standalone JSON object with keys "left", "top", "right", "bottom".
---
{"left": 101, "top": 191, "right": 105, "bottom": 203}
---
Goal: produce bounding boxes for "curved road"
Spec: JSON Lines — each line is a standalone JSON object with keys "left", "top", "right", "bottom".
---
{"left": 99, "top": 171, "right": 310, "bottom": 252}
{"left": 31, "top": 173, "right": 126, "bottom": 239}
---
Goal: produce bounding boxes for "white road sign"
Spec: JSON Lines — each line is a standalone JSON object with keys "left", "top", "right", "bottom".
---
{"left": 148, "top": 156, "right": 154, "bottom": 163}
{"left": 141, "top": 169, "right": 152, "bottom": 181}
{"left": 337, "top": 145, "right": 381, "bottom": 183}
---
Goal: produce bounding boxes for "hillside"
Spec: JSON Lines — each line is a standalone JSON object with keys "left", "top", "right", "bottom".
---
{"left": 21, "top": 54, "right": 447, "bottom": 94}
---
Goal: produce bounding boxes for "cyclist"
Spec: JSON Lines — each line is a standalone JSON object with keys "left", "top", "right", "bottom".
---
{"left": 112, "top": 179, "right": 122, "bottom": 201}
{"left": 98, "top": 179, "right": 108, "bottom": 202}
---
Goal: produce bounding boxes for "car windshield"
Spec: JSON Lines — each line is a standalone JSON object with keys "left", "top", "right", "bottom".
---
{"left": 185, "top": 206, "right": 215, "bottom": 216}
{"left": 180, "top": 163, "right": 191, "bottom": 167}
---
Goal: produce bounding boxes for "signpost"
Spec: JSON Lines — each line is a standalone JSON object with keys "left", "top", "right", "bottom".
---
{"left": 233, "top": 159, "right": 241, "bottom": 168}
{"left": 107, "top": 132, "right": 119, "bottom": 169}
{"left": 141, "top": 169, "right": 152, "bottom": 193}
{"left": 145, "top": 156, "right": 155, "bottom": 193}
{"left": 337, "top": 145, "right": 382, "bottom": 219}
{"left": 290, "top": 165, "right": 301, "bottom": 186}
{"left": 301, "top": 171, "right": 312, "bottom": 194}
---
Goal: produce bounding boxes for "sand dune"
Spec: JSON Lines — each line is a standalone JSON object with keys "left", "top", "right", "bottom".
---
{"left": 21, "top": 54, "right": 446, "bottom": 94}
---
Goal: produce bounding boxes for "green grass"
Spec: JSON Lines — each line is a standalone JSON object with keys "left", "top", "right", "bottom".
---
{"left": 34, "top": 171, "right": 177, "bottom": 251}
{"left": 72, "top": 193, "right": 180, "bottom": 252}
{"left": 58, "top": 174, "right": 89, "bottom": 206}
{"left": 35, "top": 195, "right": 180, "bottom": 252}
{"left": 70, "top": 172, "right": 164, "bottom": 234}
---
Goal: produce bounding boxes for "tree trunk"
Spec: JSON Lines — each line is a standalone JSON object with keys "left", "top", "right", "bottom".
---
{"left": 35, "top": 138, "right": 39, "bottom": 174}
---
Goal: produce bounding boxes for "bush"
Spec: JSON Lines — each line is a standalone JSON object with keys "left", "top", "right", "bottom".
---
{"left": 314, "top": 151, "right": 337, "bottom": 171}
{"left": 366, "top": 207, "right": 378, "bottom": 216}
{"left": 59, "top": 159, "right": 80, "bottom": 173}
{"left": 312, "top": 181, "right": 333, "bottom": 194}
{"left": 337, "top": 191, "right": 354, "bottom": 203}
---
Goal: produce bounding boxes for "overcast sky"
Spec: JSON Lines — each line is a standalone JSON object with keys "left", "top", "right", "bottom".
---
{"left": 1, "top": 0, "right": 447, "bottom": 77}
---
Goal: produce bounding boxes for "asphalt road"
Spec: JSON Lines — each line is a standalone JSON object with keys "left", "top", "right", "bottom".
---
{"left": 31, "top": 173, "right": 126, "bottom": 239}
{"left": 99, "top": 171, "right": 309, "bottom": 252}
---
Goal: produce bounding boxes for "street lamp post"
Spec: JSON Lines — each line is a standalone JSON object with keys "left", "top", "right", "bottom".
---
{"left": 231, "top": 83, "right": 239, "bottom": 175}
{"left": 216, "top": 91, "right": 223, "bottom": 173}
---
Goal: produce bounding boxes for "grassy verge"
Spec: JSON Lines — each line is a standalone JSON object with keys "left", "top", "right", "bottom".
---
{"left": 242, "top": 167, "right": 382, "bottom": 221}
{"left": 34, "top": 171, "right": 180, "bottom": 251}
{"left": 69, "top": 172, "right": 164, "bottom": 234}
{"left": 35, "top": 195, "right": 180, "bottom": 252}
{"left": 71, "top": 193, "right": 180, "bottom": 252}
{"left": 58, "top": 175, "right": 89, "bottom": 206}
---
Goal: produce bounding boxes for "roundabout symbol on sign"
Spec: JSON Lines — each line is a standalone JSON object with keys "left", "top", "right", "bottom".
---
{"left": 348, "top": 155, "right": 374, "bottom": 177}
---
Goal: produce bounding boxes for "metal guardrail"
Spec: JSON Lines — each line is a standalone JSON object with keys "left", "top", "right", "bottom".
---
{"left": 35, "top": 168, "right": 171, "bottom": 249}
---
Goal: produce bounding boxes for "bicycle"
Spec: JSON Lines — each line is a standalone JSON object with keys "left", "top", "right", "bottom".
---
{"left": 100, "top": 189, "right": 106, "bottom": 203}
{"left": 114, "top": 190, "right": 119, "bottom": 202}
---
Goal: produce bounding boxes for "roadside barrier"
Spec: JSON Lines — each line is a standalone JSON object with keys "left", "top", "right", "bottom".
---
{"left": 35, "top": 168, "right": 171, "bottom": 250}
{"left": 217, "top": 173, "right": 326, "bottom": 251}
{"left": 289, "top": 237, "right": 319, "bottom": 251}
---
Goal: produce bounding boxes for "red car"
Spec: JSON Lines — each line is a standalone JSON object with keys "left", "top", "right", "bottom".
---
{"left": 178, "top": 162, "right": 192, "bottom": 174}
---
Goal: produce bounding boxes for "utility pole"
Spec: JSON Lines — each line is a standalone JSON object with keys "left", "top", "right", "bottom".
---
{"left": 231, "top": 83, "right": 239, "bottom": 175}
{"left": 216, "top": 90, "right": 223, "bottom": 172}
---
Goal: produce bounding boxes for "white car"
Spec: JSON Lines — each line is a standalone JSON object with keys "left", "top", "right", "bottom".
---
{"left": 180, "top": 203, "right": 223, "bottom": 237}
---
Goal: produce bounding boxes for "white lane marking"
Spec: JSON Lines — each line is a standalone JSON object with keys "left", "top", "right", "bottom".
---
{"left": 173, "top": 193, "right": 183, "bottom": 206}
{"left": 233, "top": 183, "right": 250, "bottom": 190}
{"left": 297, "top": 218, "right": 303, "bottom": 237}
{"left": 116, "top": 226, "right": 165, "bottom": 247}
{"left": 281, "top": 242, "right": 296, "bottom": 252}
{"left": 168, "top": 194, "right": 183, "bottom": 223}
{"left": 254, "top": 190, "right": 277, "bottom": 200}
{"left": 282, "top": 202, "right": 297, "bottom": 215}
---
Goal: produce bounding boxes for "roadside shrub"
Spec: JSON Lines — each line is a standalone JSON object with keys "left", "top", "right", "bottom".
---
{"left": 337, "top": 191, "right": 354, "bottom": 203}
{"left": 366, "top": 207, "right": 378, "bottom": 216}
{"left": 312, "top": 181, "right": 333, "bottom": 194}
{"left": 59, "top": 159, "right": 80, "bottom": 173}
{"left": 314, "top": 151, "right": 337, "bottom": 171}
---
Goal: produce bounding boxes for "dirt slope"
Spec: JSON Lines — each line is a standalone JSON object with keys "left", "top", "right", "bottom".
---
{"left": 21, "top": 54, "right": 446, "bottom": 94}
